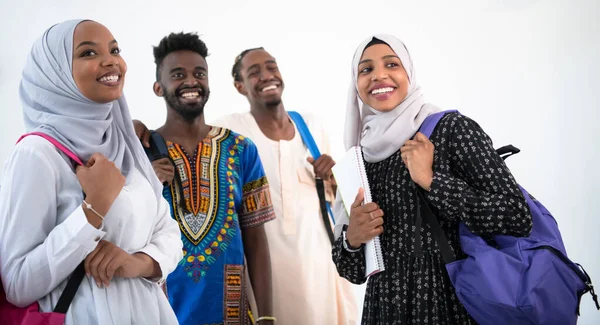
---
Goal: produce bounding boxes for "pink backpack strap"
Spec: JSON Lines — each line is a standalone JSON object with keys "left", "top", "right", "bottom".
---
{"left": 17, "top": 132, "right": 84, "bottom": 166}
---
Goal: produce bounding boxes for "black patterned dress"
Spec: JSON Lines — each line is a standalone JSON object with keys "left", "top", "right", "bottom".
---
{"left": 332, "top": 113, "right": 533, "bottom": 324}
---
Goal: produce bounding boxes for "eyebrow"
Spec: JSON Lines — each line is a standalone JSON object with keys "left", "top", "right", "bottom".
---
{"left": 245, "top": 60, "right": 277, "bottom": 72}
{"left": 168, "top": 66, "right": 207, "bottom": 74}
{"left": 358, "top": 55, "right": 400, "bottom": 65}
{"left": 75, "top": 39, "right": 118, "bottom": 49}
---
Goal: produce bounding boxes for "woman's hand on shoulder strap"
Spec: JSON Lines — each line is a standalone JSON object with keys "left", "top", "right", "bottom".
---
{"left": 401, "top": 132, "right": 434, "bottom": 191}
{"left": 346, "top": 188, "right": 384, "bottom": 248}
{"left": 76, "top": 152, "right": 125, "bottom": 217}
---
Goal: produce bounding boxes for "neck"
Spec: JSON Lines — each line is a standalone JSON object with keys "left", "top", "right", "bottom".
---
{"left": 159, "top": 107, "right": 211, "bottom": 143}
{"left": 250, "top": 101, "right": 288, "bottom": 129}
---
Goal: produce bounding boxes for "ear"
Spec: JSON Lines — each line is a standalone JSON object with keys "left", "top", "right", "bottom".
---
{"left": 234, "top": 81, "right": 247, "bottom": 96}
{"left": 153, "top": 81, "right": 164, "bottom": 97}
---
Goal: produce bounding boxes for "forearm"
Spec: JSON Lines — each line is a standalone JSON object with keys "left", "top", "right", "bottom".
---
{"left": 242, "top": 226, "right": 273, "bottom": 319}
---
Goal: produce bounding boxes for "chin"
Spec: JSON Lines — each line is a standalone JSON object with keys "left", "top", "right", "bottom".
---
{"left": 369, "top": 104, "right": 396, "bottom": 113}
{"left": 264, "top": 99, "right": 282, "bottom": 107}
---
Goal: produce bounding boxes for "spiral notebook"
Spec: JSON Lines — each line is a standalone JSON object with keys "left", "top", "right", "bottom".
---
{"left": 332, "top": 146, "right": 385, "bottom": 278}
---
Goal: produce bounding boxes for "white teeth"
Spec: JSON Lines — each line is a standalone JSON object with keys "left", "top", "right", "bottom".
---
{"left": 181, "top": 92, "right": 199, "bottom": 98}
{"left": 371, "top": 87, "right": 394, "bottom": 95}
{"left": 99, "top": 75, "right": 119, "bottom": 83}
{"left": 261, "top": 85, "right": 277, "bottom": 92}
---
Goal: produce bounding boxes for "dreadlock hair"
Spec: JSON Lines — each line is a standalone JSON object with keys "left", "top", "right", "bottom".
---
{"left": 231, "top": 47, "right": 264, "bottom": 82}
{"left": 153, "top": 32, "right": 209, "bottom": 81}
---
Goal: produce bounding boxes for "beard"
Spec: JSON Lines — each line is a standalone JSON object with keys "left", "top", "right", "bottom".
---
{"left": 163, "top": 84, "right": 211, "bottom": 121}
{"left": 264, "top": 97, "right": 282, "bottom": 108}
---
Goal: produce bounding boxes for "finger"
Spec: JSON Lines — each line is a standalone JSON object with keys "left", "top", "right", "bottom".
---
{"left": 351, "top": 188, "right": 365, "bottom": 209}
{"left": 156, "top": 158, "right": 172, "bottom": 166}
{"left": 361, "top": 202, "right": 381, "bottom": 212}
{"left": 140, "top": 129, "right": 150, "bottom": 148}
{"left": 400, "top": 144, "right": 419, "bottom": 153}
{"left": 371, "top": 226, "right": 384, "bottom": 236}
{"left": 317, "top": 159, "right": 335, "bottom": 176}
{"left": 75, "top": 165, "right": 87, "bottom": 178}
{"left": 84, "top": 246, "right": 101, "bottom": 277}
{"left": 97, "top": 253, "right": 118, "bottom": 287}
{"left": 414, "top": 132, "right": 429, "bottom": 143}
{"left": 106, "top": 255, "right": 125, "bottom": 282}
{"left": 88, "top": 248, "right": 107, "bottom": 288}
{"left": 86, "top": 153, "right": 105, "bottom": 167}
{"left": 368, "top": 216, "right": 385, "bottom": 228}
{"left": 403, "top": 140, "right": 420, "bottom": 147}
{"left": 133, "top": 120, "right": 144, "bottom": 138}
{"left": 306, "top": 157, "right": 315, "bottom": 164}
{"left": 314, "top": 156, "right": 333, "bottom": 169}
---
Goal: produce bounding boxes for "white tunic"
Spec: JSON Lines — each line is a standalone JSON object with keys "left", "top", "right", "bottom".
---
{"left": 0, "top": 136, "right": 183, "bottom": 325}
{"left": 213, "top": 112, "right": 358, "bottom": 325}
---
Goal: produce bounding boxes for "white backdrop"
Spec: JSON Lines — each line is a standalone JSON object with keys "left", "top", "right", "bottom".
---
{"left": 1, "top": 0, "right": 598, "bottom": 323}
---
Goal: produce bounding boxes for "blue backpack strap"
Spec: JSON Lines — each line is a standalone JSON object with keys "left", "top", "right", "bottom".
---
{"left": 288, "top": 111, "right": 336, "bottom": 229}
{"left": 419, "top": 109, "right": 459, "bottom": 138}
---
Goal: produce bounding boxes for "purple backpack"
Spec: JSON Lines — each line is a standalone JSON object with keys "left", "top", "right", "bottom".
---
{"left": 417, "top": 110, "right": 599, "bottom": 325}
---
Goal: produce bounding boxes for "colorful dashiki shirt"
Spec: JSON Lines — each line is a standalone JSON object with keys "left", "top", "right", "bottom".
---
{"left": 163, "top": 127, "right": 275, "bottom": 325}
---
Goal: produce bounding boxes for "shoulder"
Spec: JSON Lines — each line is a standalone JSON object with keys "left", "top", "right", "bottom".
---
{"left": 434, "top": 112, "right": 486, "bottom": 137}
{"left": 431, "top": 112, "right": 494, "bottom": 150}
{"left": 14, "top": 136, "right": 70, "bottom": 166}
{"left": 211, "top": 112, "right": 252, "bottom": 130}
{"left": 215, "top": 127, "right": 258, "bottom": 151}
{"left": 290, "top": 111, "right": 322, "bottom": 129}
{"left": 2, "top": 135, "right": 68, "bottom": 182}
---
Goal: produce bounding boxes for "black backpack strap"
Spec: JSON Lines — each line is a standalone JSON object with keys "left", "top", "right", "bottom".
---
{"left": 496, "top": 145, "right": 520, "bottom": 161}
{"left": 415, "top": 189, "right": 457, "bottom": 264}
{"left": 53, "top": 261, "right": 85, "bottom": 314}
{"left": 143, "top": 131, "right": 170, "bottom": 162}
{"left": 316, "top": 178, "right": 335, "bottom": 245}
{"left": 143, "top": 131, "right": 172, "bottom": 187}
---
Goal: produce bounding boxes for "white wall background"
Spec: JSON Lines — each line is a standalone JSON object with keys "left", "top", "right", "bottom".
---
{"left": 1, "top": 0, "right": 598, "bottom": 323}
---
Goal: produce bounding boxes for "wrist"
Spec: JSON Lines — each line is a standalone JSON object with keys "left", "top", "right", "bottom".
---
{"left": 343, "top": 230, "right": 362, "bottom": 251}
{"left": 419, "top": 172, "right": 434, "bottom": 191}
{"left": 133, "top": 253, "right": 161, "bottom": 279}
{"left": 83, "top": 195, "right": 110, "bottom": 216}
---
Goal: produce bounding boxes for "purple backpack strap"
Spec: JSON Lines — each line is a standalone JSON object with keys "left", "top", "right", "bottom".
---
{"left": 17, "top": 132, "right": 84, "bottom": 166}
{"left": 419, "top": 110, "right": 459, "bottom": 138}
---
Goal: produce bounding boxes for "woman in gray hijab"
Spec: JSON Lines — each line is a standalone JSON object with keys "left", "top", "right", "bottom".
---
{"left": 0, "top": 19, "right": 182, "bottom": 324}
{"left": 331, "top": 35, "right": 532, "bottom": 324}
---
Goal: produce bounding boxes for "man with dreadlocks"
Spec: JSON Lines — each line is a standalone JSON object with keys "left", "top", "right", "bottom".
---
{"left": 134, "top": 34, "right": 276, "bottom": 325}
{"left": 212, "top": 48, "right": 358, "bottom": 324}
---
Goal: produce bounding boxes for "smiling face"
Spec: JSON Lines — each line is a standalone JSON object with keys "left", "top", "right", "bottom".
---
{"left": 234, "top": 49, "right": 284, "bottom": 108}
{"left": 153, "top": 50, "right": 210, "bottom": 121}
{"left": 356, "top": 43, "right": 409, "bottom": 112}
{"left": 71, "top": 21, "right": 127, "bottom": 103}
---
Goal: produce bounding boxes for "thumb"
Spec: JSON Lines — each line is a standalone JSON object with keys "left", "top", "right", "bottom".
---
{"left": 307, "top": 156, "right": 315, "bottom": 164}
{"left": 351, "top": 188, "right": 365, "bottom": 209}
{"left": 75, "top": 165, "right": 88, "bottom": 178}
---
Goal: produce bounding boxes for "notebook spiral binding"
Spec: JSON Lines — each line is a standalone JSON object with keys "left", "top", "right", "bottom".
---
{"left": 356, "top": 147, "right": 385, "bottom": 273}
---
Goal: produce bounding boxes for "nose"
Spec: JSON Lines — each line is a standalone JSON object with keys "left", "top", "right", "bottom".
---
{"left": 259, "top": 70, "right": 275, "bottom": 81}
{"left": 101, "top": 56, "right": 119, "bottom": 67}
{"left": 371, "top": 66, "right": 388, "bottom": 81}
{"left": 183, "top": 74, "right": 199, "bottom": 87}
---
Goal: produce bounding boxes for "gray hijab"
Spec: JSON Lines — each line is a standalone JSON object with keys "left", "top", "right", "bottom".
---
{"left": 343, "top": 34, "right": 441, "bottom": 163}
{"left": 334, "top": 34, "right": 441, "bottom": 238}
{"left": 19, "top": 19, "right": 162, "bottom": 198}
